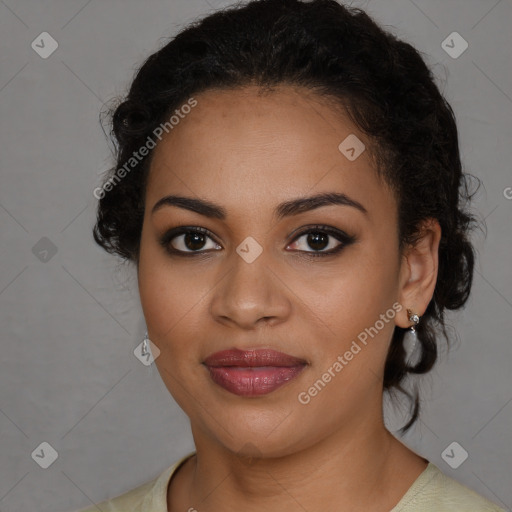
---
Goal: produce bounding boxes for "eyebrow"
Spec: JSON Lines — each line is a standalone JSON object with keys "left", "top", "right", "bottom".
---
{"left": 151, "top": 191, "right": 368, "bottom": 220}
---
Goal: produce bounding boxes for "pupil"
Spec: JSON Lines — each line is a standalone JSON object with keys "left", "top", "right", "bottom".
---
{"left": 308, "top": 232, "right": 328, "bottom": 251}
{"left": 185, "top": 232, "right": 206, "bottom": 251}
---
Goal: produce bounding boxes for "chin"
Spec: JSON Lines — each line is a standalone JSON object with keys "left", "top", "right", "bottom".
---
{"left": 195, "top": 404, "right": 315, "bottom": 457}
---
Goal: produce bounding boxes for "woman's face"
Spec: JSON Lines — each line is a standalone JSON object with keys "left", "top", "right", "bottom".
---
{"left": 138, "top": 85, "right": 410, "bottom": 457}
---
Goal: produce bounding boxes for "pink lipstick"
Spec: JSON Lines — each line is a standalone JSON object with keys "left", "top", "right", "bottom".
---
{"left": 203, "top": 348, "right": 307, "bottom": 396}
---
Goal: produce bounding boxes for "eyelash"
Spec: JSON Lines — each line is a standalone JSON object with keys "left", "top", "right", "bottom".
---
{"left": 159, "top": 225, "right": 356, "bottom": 259}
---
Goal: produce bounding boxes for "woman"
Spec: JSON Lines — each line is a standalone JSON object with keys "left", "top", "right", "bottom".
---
{"left": 76, "top": 0, "right": 505, "bottom": 510}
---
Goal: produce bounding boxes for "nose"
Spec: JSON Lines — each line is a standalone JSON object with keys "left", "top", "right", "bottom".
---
{"left": 209, "top": 247, "right": 292, "bottom": 330}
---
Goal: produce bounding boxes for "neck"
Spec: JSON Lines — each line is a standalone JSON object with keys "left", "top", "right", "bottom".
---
{"left": 169, "top": 408, "right": 427, "bottom": 512}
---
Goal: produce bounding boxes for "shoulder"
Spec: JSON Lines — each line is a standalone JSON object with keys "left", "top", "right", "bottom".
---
{"left": 72, "top": 477, "right": 159, "bottom": 512}
{"left": 69, "top": 453, "right": 195, "bottom": 512}
{"left": 392, "top": 462, "right": 506, "bottom": 512}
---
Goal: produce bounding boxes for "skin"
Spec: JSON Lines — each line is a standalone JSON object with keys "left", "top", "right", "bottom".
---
{"left": 136, "top": 84, "right": 441, "bottom": 512}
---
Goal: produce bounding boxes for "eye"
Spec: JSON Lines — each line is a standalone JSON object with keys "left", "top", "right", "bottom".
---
{"left": 287, "top": 225, "right": 355, "bottom": 257}
{"left": 160, "top": 227, "right": 221, "bottom": 255}
{"left": 159, "top": 224, "right": 356, "bottom": 258}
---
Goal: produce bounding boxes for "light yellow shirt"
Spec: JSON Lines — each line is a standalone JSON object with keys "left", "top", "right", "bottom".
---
{"left": 73, "top": 452, "right": 506, "bottom": 511}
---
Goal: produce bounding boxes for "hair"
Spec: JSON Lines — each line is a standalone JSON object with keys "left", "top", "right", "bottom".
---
{"left": 93, "top": 0, "right": 480, "bottom": 432}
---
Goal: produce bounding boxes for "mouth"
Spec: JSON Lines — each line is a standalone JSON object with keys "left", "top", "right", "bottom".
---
{"left": 203, "top": 348, "right": 308, "bottom": 397}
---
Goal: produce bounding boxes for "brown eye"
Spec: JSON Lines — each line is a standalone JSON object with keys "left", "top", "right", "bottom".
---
{"left": 179, "top": 231, "right": 208, "bottom": 251}
{"left": 160, "top": 227, "right": 222, "bottom": 255}
{"left": 287, "top": 225, "right": 356, "bottom": 257}
{"left": 305, "top": 232, "right": 330, "bottom": 251}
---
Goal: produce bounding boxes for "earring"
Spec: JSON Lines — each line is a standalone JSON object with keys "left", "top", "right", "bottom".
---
{"left": 404, "top": 309, "right": 421, "bottom": 366}
{"left": 407, "top": 309, "right": 420, "bottom": 333}
{"left": 141, "top": 331, "right": 150, "bottom": 357}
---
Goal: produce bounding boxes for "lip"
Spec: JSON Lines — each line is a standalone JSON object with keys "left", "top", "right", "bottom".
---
{"left": 203, "top": 348, "right": 307, "bottom": 397}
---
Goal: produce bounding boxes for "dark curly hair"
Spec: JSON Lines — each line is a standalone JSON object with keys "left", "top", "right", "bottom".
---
{"left": 93, "top": 0, "right": 480, "bottom": 432}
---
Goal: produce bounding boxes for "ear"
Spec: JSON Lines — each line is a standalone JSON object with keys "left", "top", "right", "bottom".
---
{"left": 396, "top": 218, "right": 441, "bottom": 328}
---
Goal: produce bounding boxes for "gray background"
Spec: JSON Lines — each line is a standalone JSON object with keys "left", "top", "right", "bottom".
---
{"left": 0, "top": 0, "right": 511, "bottom": 511}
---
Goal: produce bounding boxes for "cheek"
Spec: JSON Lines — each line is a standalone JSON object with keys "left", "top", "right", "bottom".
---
{"left": 137, "top": 238, "right": 210, "bottom": 413}
{"left": 139, "top": 273, "right": 204, "bottom": 352}
{"left": 318, "top": 245, "right": 398, "bottom": 324}
{"left": 309, "top": 244, "right": 400, "bottom": 372}
{"left": 138, "top": 229, "right": 195, "bottom": 347}
{"left": 299, "top": 277, "right": 399, "bottom": 418}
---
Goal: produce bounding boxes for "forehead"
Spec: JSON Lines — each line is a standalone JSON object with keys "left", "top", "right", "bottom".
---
{"left": 146, "top": 85, "right": 393, "bottom": 221}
